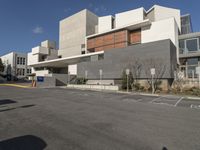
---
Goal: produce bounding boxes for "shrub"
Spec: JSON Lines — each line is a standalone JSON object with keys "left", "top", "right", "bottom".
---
{"left": 76, "top": 78, "right": 87, "bottom": 85}
{"left": 121, "top": 70, "right": 133, "bottom": 90}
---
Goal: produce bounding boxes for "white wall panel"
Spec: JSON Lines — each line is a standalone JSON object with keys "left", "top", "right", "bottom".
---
{"left": 115, "top": 8, "right": 144, "bottom": 28}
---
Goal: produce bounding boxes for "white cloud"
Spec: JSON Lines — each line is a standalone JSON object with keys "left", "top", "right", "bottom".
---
{"left": 33, "top": 26, "right": 44, "bottom": 34}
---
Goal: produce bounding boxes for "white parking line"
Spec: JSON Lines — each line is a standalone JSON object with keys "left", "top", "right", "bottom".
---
{"left": 153, "top": 102, "right": 174, "bottom": 107}
{"left": 149, "top": 96, "right": 163, "bottom": 103}
{"left": 190, "top": 104, "right": 200, "bottom": 109}
{"left": 174, "top": 97, "right": 183, "bottom": 107}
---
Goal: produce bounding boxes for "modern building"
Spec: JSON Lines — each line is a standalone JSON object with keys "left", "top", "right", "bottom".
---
{"left": 179, "top": 32, "right": 200, "bottom": 78}
{"left": 28, "top": 5, "right": 185, "bottom": 89}
{"left": 0, "top": 52, "right": 32, "bottom": 80}
{"left": 28, "top": 40, "right": 58, "bottom": 76}
{"left": 181, "top": 14, "right": 193, "bottom": 35}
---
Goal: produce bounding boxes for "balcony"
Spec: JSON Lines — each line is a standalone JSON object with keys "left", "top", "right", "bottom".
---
{"left": 32, "top": 46, "right": 49, "bottom": 55}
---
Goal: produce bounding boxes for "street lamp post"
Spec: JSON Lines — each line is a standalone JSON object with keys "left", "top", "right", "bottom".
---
{"left": 196, "top": 67, "right": 200, "bottom": 89}
{"left": 85, "top": 70, "right": 88, "bottom": 79}
{"left": 68, "top": 71, "right": 70, "bottom": 84}
{"left": 99, "top": 69, "right": 103, "bottom": 90}
{"left": 150, "top": 68, "right": 155, "bottom": 94}
{"left": 126, "top": 69, "right": 130, "bottom": 92}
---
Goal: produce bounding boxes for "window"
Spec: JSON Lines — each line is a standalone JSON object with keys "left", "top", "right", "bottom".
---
{"left": 179, "top": 40, "right": 185, "bottom": 54}
{"left": 199, "top": 37, "right": 200, "bottom": 48}
{"left": 27, "top": 69, "right": 31, "bottom": 74}
{"left": 187, "top": 66, "right": 197, "bottom": 78}
{"left": 187, "top": 58, "right": 198, "bottom": 65}
{"left": 98, "top": 54, "right": 104, "bottom": 60}
{"left": 17, "top": 57, "right": 20, "bottom": 64}
{"left": 22, "top": 58, "right": 25, "bottom": 65}
{"left": 186, "top": 38, "right": 198, "bottom": 52}
{"left": 81, "top": 44, "right": 85, "bottom": 48}
{"left": 20, "top": 57, "right": 23, "bottom": 65}
{"left": 81, "top": 51, "right": 86, "bottom": 54}
{"left": 22, "top": 69, "right": 25, "bottom": 76}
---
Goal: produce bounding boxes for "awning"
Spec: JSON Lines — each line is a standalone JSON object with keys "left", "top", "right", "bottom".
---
{"left": 29, "top": 51, "right": 104, "bottom": 68}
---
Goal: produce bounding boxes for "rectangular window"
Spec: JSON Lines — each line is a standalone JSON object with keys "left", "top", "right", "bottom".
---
{"left": 199, "top": 37, "right": 200, "bottom": 49}
{"left": 187, "top": 66, "right": 197, "bottom": 78}
{"left": 17, "top": 57, "right": 20, "bottom": 64}
{"left": 98, "top": 54, "right": 104, "bottom": 60}
{"left": 186, "top": 38, "right": 198, "bottom": 52}
{"left": 187, "top": 58, "right": 198, "bottom": 65}
{"left": 20, "top": 57, "right": 23, "bottom": 65}
{"left": 22, "top": 58, "right": 25, "bottom": 65}
{"left": 22, "top": 69, "right": 25, "bottom": 76}
{"left": 179, "top": 40, "right": 185, "bottom": 54}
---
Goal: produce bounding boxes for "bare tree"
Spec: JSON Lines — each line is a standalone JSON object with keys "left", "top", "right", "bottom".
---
{"left": 143, "top": 58, "right": 167, "bottom": 93}
{"left": 173, "top": 70, "right": 185, "bottom": 92}
{"left": 0, "top": 58, "right": 4, "bottom": 73}
{"left": 127, "top": 57, "right": 142, "bottom": 82}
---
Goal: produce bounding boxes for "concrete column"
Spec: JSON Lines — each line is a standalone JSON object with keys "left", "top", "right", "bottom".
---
{"left": 186, "top": 62, "right": 188, "bottom": 79}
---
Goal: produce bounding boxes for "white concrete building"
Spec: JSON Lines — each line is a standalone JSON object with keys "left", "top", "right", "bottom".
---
{"left": 0, "top": 52, "right": 31, "bottom": 79}
{"left": 27, "top": 5, "right": 182, "bottom": 87}
{"left": 28, "top": 40, "right": 58, "bottom": 76}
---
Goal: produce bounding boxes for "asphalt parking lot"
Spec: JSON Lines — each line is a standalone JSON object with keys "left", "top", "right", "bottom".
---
{"left": 0, "top": 86, "right": 200, "bottom": 150}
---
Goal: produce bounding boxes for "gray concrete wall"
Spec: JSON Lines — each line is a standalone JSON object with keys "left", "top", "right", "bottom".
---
{"left": 51, "top": 74, "right": 68, "bottom": 86}
{"left": 36, "top": 77, "right": 56, "bottom": 88}
{"left": 77, "top": 39, "right": 177, "bottom": 80}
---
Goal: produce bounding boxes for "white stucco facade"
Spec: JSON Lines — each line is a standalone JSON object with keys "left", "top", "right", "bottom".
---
{"left": 98, "top": 15, "right": 113, "bottom": 33}
{"left": 115, "top": 8, "right": 145, "bottom": 28}
{"left": 1, "top": 52, "right": 31, "bottom": 78}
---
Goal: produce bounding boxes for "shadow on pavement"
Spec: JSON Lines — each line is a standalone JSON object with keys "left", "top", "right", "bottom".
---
{"left": 0, "top": 104, "right": 35, "bottom": 112}
{"left": 0, "top": 135, "right": 47, "bottom": 150}
{"left": 0, "top": 99, "right": 17, "bottom": 105}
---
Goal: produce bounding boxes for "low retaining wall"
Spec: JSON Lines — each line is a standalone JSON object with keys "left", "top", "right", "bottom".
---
{"left": 36, "top": 77, "right": 56, "bottom": 88}
{"left": 67, "top": 84, "right": 119, "bottom": 91}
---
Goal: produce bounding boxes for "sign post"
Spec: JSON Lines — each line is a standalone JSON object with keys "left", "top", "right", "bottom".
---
{"left": 126, "top": 69, "right": 130, "bottom": 92}
{"left": 196, "top": 67, "right": 200, "bottom": 89}
{"left": 150, "top": 68, "right": 155, "bottom": 94}
{"left": 85, "top": 70, "right": 88, "bottom": 79}
{"left": 99, "top": 69, "right": 102, "bottom": 85}
{"left": 68, "top": 71, "right": 70, "bottom": 84}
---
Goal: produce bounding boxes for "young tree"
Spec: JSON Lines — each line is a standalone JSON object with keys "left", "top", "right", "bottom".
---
{"left": 173, "top": 70, "right": 185, "bottom": 92}
{"left": 128, "top": 57, "right": 142, "bottom": 90}
{"left": 0, "top": 58, "right": 4, "bottom": 72}
{"left": 121, "top": 70, "right": 133, "bottom": 90}
{"left": 143, "top": 58, "right": 167, "bottom": 93}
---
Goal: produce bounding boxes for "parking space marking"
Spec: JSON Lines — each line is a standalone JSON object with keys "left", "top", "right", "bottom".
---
{"left": 149, "top": 96, "right": 163, "bottom": 103}
{"left": 152, "top": 102, "right": 174, "bottom": 107}
{"left": 190, "top": 104, "right": 200, "bottom": 109}
{"left": 174, "top": 97, "right": 184, "bottom": 107}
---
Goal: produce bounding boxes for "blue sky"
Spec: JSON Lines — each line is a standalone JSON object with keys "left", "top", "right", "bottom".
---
{"left": 0, "top": 0, "right": 199, "bottom": 56}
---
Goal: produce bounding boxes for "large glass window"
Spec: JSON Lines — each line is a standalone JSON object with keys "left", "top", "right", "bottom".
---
{"left": 186, "top": 38, "right": 198, "bottom": 52}
{"left": 22, "top": 58, "right": 25, "bottom": 65}
{"left": 187, "top": 58, "right": 198, "bottom": 65}
{"left": 179, "top": 40, "right": 185, "bottom": 54}
{"left": 20, "top": 57, "right": 23, "bottom": 65}
{"left": 17, "top": 57, "right": 20, "bottom": 64}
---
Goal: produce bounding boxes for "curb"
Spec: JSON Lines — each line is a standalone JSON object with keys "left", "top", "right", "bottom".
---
{"left": 184, "top": 96, "right": 200, "bottom": 100}
{"left": 0, "top": 84, "right": 31, "bottom": 88}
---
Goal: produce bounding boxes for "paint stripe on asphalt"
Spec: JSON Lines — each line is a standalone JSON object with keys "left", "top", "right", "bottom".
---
{"left": 174, "top": 97, "right": 183, "bottom": 107}
{"left": 149, "top": 96, "right": 163, "bottom": 103}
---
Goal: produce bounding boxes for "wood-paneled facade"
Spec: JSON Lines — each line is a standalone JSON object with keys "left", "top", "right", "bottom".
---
{"left": 87, "top": 29, "right": 141, "bottom": 52}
